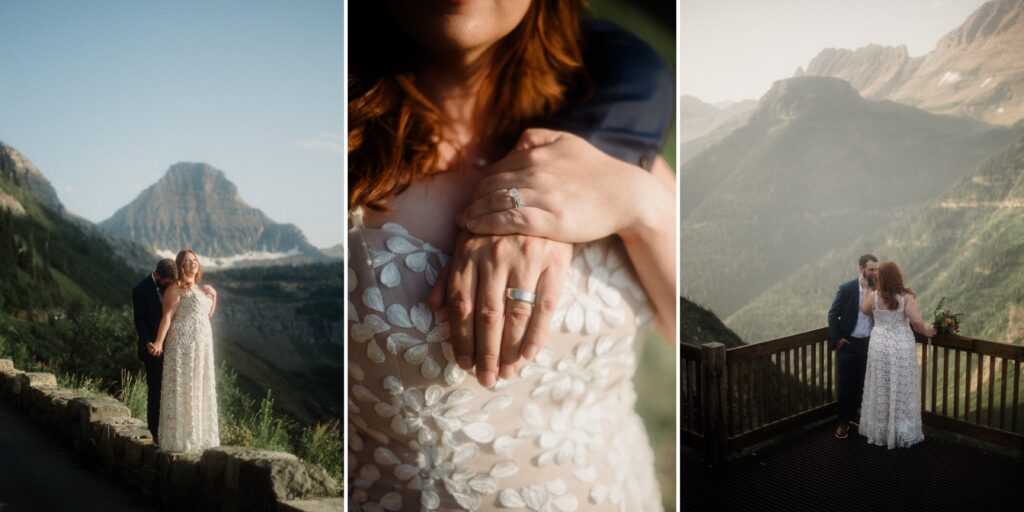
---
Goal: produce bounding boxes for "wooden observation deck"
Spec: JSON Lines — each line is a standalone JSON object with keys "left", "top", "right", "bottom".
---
{"left": 680, "top": 328, "right": 1024, "bottom": 510}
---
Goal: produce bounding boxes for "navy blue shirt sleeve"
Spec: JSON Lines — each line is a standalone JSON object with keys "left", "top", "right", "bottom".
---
{"left": 547, "top": 20, "right": 675, "bottom": 170}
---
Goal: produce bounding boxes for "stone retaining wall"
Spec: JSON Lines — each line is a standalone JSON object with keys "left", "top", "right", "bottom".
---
{"left": 0, "top": 358, "right": 342, "bottom": 511}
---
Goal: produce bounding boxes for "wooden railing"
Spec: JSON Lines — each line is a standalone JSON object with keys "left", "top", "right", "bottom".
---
{"left": 679, "top": 342, "right": 704, "bottom": 447}
{"left": 917, "top": 333, "right": 1023, "bottom": 449}
{"left": 682, "top": 328, "right": 1024, "bottom": 465}
{"left": 724, "top": 328, "right": 835, "bottom": 451}
{"left": 681, "top": 328, "right": 834, "bottom": 464}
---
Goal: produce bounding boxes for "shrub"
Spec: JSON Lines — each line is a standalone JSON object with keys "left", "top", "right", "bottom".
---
{"left": 297, "top": 420, "right": 343, "bottom": 482}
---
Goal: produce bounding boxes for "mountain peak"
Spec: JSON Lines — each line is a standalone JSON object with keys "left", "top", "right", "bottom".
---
{"left": 799, "top": 0, "right": 1024, "bottom": 125}
{"left": 159, "top": 161, "right": 241, "bottom": 199}
{"left": 166, "top": 161, "right": 226, "bottom": 178}
{"left": 754, "top": 76, "right": 862, "bottom": 121}
{"left": 0, "top": 140, "right": 64, "bottom": 213}
{"left": 804, "top": 44, "right": 916, "bottom": 99}
{"left": 680, "top": 95, "right": 720, "bottom": 118}
{"left": 937, "top": 0, "right": 1024, "bottom": 51}
{"left": 100, "top": 163, "right": 323, "bottom": 264}
{"left": 762, "top": 75, "right": 861, "bottom": 98}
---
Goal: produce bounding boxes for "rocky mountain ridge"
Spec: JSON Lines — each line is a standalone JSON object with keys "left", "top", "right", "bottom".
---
{"left": 100, "top": 162, "right": 327, "bottom": 267}
{"left": 802, "top": 0, "right": 1024, "bottom": 125}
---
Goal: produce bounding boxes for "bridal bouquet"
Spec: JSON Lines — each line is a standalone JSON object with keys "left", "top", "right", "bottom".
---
{"left": 932, "top": 297, "right": 961, "bottom": 336}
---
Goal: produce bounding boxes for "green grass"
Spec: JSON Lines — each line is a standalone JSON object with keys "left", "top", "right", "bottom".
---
{"left": 216, "top": 364, "right": 342, "bottom": 485}
{"left": 117, "top": 369, "right": 149, "bottom": 420}
{"left": 296, "top": 420, "right": 343, "bottom": 483}
{"left": 55, "top": 372, "right": 107, "bottom": 397}
{"left": 222, "top": 389, "right": 295, "bottom": 453}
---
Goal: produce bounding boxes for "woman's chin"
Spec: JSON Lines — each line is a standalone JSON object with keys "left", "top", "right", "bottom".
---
{"left": 388, "top": 0, "right": 528, "bottom": 55}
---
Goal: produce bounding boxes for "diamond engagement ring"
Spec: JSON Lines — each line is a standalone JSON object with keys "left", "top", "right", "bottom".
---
{"left": 507, "top": 186, "right": 524, "bottom": 209}
{"left": 505, "top": 287, "right": 536, "bottom": 304}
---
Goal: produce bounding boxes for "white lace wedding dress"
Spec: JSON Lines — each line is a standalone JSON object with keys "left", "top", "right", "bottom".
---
{"left": 158, "top": 286, "right": 220, "bottom": 452}
{"left": 859, "top": 292, "right": 924, "bottom": 449}
{"left": 347, "top": 209, "right": 663, "bottom": 511}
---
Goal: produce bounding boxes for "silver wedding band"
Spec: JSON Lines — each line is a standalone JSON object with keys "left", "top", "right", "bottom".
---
{"left": 507, "top": 186, "right": 524, "bottom": 209}
{"left": 505, "top": 287, "right": 536, "bottom": 304}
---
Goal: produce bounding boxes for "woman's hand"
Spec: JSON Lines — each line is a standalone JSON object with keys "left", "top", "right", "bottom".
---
{"left": 427, "top": 231, "right": 572, "bottom": 388}
{"left": 202, "top": 284, "right": 218, "bottom": 317}
{"left": 458, "top": 128, "right": 677, "bottom": 341}
{"left": 457, "top": 128, "right": 666, "bottom": 243}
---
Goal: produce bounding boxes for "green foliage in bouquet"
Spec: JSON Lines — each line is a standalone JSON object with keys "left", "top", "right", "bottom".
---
{"left": 933, "top": 297, "right": 962, "bottom": 336}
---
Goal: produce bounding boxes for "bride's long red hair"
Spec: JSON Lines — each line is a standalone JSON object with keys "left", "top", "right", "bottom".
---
{"left": 348, "top": 0, "right": 587, "bottom": 210}
{"left": 877, "top": 262, "right": 914, "bottom": 310}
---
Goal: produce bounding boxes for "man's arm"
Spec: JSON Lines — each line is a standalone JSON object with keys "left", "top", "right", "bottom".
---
{"left": 827, "top": 283, "right": 847, "bottom": 350}
{"left": 131, "top": 285, "right": 151, "bottom": 345}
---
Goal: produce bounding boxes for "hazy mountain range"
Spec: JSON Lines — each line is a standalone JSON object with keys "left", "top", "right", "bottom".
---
{"left": 682, "top": 0, "right": 1024, "bottom": 346}
{"left": 680, "top": 96, "right": 756, "bottom": 163}
{"left": 681, "top": 76, "right": 1022, "bottom": 319}
{"left": 728, "top": 133, "right": 1024, "bottom": 345}
{"left": 799, "top": 0, "right": 1024, "bottom": 126}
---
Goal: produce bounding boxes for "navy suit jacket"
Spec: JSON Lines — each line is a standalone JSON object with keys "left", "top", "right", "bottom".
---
{"left": 549, "top": 20, "right": 674, "bottom": 170}
{"left": 132, "top": 275, "right": 163, "bottom": 362}
{"left": 827, "top": 278, "right": 862, "bottom": 350}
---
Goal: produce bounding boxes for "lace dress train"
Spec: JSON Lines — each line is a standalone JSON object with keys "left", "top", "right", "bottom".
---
{"left": 158, "top": 287, "right": 220, "bottom": 453}
{"left": 859, "top": 293, "right": 924, "bottom": 449}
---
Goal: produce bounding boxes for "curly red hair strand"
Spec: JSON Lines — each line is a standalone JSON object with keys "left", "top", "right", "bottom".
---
{"left": 348, "top": 0, "right": 587, "bottom": 211}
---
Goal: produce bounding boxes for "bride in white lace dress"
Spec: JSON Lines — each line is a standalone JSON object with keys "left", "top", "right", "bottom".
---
{"left": 858, "top": 262, "right": 936, "bottom": 449}
{"left": 348, "top": 2, "right": 675, "bottom": 510}
{"left": 150, "top": 249, "right": 220, "bottom": 453}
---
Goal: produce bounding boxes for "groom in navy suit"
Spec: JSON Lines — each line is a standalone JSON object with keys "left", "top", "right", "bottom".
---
{"left": 131, "top": 259, "right": 177, "bottom": 443}
{"left": 828, "top": 254, "right": 879, "bottom": 439}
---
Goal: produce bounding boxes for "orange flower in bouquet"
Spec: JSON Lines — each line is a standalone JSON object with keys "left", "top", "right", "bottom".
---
{"left": 932, "top": 297, "right": 961, "bottom": 336}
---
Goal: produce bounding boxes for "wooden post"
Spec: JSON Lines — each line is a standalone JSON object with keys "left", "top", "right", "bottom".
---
{"left": 701, "top": 342, "right": 727, "bottom": 466}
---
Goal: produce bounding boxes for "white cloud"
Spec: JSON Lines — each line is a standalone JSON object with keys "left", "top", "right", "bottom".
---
{"left": 297, "top": 132, "right": 343, "bottom": 155}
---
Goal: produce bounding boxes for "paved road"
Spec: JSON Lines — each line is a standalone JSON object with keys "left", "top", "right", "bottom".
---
{"left": 0, "top": 400, "right": 156, "bottom": 511}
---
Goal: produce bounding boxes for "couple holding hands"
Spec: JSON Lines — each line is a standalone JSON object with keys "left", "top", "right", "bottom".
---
{"left": 133, "top": 249, "right": 219, "bottom": 454}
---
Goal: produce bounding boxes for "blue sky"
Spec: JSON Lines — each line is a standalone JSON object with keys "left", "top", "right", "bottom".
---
{"left": 682, "top": 0, "right": 988, "bottom": 103}
{"left": 0, "top": 0, "right": 343, "bottom": 247}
